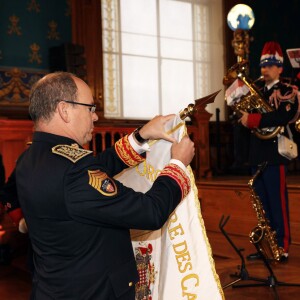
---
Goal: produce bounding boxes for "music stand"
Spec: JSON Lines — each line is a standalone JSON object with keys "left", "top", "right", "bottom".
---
{"left": 219, "top": 215, "right": 300, "bottom": 299}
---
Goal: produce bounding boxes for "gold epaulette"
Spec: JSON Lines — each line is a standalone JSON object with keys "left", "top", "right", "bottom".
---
{"left": 52, "top": 143, "right": 93, "bottom": 163}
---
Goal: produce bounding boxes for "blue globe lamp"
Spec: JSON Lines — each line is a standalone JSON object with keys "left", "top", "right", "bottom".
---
{"left": 227, "top": 4, "right": 255, "bottom": 62}
{"left": 227, "top": 4, "right": 255, "bottom": 31}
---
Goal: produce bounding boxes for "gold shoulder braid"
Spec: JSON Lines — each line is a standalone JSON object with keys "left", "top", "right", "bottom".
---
{"left": 52, "top": 144, "right": 93, "bottom": 163}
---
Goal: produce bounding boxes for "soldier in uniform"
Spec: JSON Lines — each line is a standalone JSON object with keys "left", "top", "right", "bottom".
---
{"left": 15, "top": 72, "right": 195, "bottom": 300}
{"left": 239, "top": 41, "right": 300, "bottom": 262}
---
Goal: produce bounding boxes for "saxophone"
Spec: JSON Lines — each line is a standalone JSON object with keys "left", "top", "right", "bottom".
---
{"left": 248, "top": 162, "right": 284, "bottom": 261}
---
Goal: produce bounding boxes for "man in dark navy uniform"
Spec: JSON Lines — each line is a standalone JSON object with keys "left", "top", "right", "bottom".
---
{"left": 15, "top": 72, "right": 195, "bottom": 299}
{"left": 239, "top": 41, "right": 300, "bottom": 262}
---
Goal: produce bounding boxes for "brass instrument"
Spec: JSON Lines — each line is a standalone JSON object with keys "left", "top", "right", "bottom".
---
{"left": 296, "top": 119, "right": 300, "bottom": 132}
{"left": 225, "top": 61, "right": 283, "bottom": 140}
{"left": 248, "top": 163, "right": 284, "bottom": 261}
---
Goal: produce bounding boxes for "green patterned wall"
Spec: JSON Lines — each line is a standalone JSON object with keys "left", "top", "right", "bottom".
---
{"left": 0, "top": 0, "right": 71, "bottom": 71}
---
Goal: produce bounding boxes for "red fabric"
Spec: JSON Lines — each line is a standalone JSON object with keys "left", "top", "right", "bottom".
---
{"left": 247, "top": 113, "right": 262, "bottom": 129}
{"left": 261, "top": 41, "right": 283, "bottom": 57}
{"left": 8, "top": 208, "right": 23, "bottom": 225}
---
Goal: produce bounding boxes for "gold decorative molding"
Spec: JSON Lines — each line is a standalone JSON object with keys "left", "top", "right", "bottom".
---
{"left": 27, "top": 0, "right": 41, "bottom": 13}
{"left": 0, "top": 67, "right": 44, "bottom": 106}
{"left": 7, "top": 15, "right": 22, "bottom": 36}
{"left": 29, "top": 43, "right": 42, "bottom": 64}
{"left": 47, "top": 20, "right": 60, "bottom": 40}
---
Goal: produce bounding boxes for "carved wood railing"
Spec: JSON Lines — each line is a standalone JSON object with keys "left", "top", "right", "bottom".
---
{"left": 0, "top": 119, "right": 34, "bottom": 180}
{"left": 0, "top": 113, "right": 212, "bottom": 181}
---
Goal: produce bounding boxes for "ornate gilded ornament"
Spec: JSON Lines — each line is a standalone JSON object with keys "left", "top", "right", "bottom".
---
{"left": 27, "top": 0, "right": 41, "bottom": 13}
{"left": 0, "top": 68, "right": 31, "bottom": 104}
{"left": 0, "top": 67, "right": 44, "bottom": 105}
{"left": 7, "top": 15, "right": 22, "bottom": 36}
{"left": 47, "top": 20, "right": 60, "bottom": 40}
{"left": 29, "top": 43, "right": 42, "bottom": 64}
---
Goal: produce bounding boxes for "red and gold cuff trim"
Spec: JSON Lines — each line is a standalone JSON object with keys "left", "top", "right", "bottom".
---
{"left": 158, "top": 163, "right": 190, "bottom": 200}
{"left": 115, "top": 135, "right": 145, "bottom": 167}
{"left": 247, "top": 113, "right": 262, "bottom": 129}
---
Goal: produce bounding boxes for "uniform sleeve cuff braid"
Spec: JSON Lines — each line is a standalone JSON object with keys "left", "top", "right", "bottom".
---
{"left": 115, "top": 135, "right": 145, "bottom": 167}
{"left": 158, "top": 163, "right": 190, "bottom": 200}
{"left": 247, "top": 113, "right": 262, "bottom": 129}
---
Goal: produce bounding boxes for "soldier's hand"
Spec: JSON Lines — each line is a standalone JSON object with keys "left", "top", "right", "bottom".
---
{"left": 171, "top": 136, "right": 195, "bottom": 167}
{"left": 138, "top": 114, "right": 176, "bottom": 143}
{"left": 238, "top": 110, "right": 249, "bottom": 127}
{"left": 19, "top": 217, "right": 28, "bottom": 234}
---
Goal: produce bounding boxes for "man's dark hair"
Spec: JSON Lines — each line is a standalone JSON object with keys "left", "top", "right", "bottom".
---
{"left": 29, "top": 72, "right": 78, "bottom": 122}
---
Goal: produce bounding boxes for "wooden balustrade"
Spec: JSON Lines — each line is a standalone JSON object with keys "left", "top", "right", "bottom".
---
{"left": 0, "top": 118, "right": 210, "bottom": 181}
{"left": 0, "top": 119, "right": 34, "bottom": 180}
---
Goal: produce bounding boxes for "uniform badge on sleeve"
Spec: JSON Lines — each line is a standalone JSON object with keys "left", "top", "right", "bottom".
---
{"left": 88, "top": 170, "right": 117, "bottom": 196}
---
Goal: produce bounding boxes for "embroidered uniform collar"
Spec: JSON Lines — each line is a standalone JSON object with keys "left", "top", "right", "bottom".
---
{"left": 32, "top": 131, "right": 82, "bottom": 148}
{"left": 265, "top": 79, "right": 280, "bottom": 91}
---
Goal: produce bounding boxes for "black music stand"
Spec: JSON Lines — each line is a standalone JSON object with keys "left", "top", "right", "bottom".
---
{"left": 219, "top": 215, "right": 300, "bottom": 300}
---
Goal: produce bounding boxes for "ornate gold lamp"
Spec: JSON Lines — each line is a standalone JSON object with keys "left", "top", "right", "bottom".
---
{"left": 227, "top": 4, "right": 255, "bottom": 62}
{"left": 224, "top": 4, "right": 255, "bottom": 85}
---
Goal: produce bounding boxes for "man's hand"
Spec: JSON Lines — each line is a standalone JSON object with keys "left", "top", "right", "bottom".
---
{"left": 139, "top": 114, "right": 177, "bottom": 143}
{"left": 19, "top": 218, "right": 28, "bottom": 234}
{"left": 171, "top": 136, "right": 195, "bottom": 167}
{"left": 238, "top": 110, "right": 249, "bottom": 127}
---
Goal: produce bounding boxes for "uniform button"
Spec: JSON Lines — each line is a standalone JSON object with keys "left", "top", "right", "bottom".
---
{"left": 128, "top": 282, "right": 133, "bottom": 287}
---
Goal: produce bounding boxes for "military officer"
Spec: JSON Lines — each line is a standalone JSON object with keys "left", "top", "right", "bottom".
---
{"left": 239, "top": 41, "right": 299, "bottom": 262}
{"left": 15, "top": 72, "right": 195, "bottom": 299}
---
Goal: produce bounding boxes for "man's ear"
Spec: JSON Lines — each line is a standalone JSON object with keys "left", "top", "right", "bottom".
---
{"left": 57, "top": 101, "right": 70, "bottom": 122}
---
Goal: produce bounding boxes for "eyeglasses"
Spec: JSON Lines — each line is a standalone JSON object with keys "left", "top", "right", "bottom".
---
{"left": 61, "top": 100, "right": 96, "bottom": 113}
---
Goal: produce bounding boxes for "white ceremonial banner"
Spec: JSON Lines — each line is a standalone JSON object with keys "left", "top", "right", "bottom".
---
{"left": 115, "top": 115, "right": 224, "bottom": 300}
